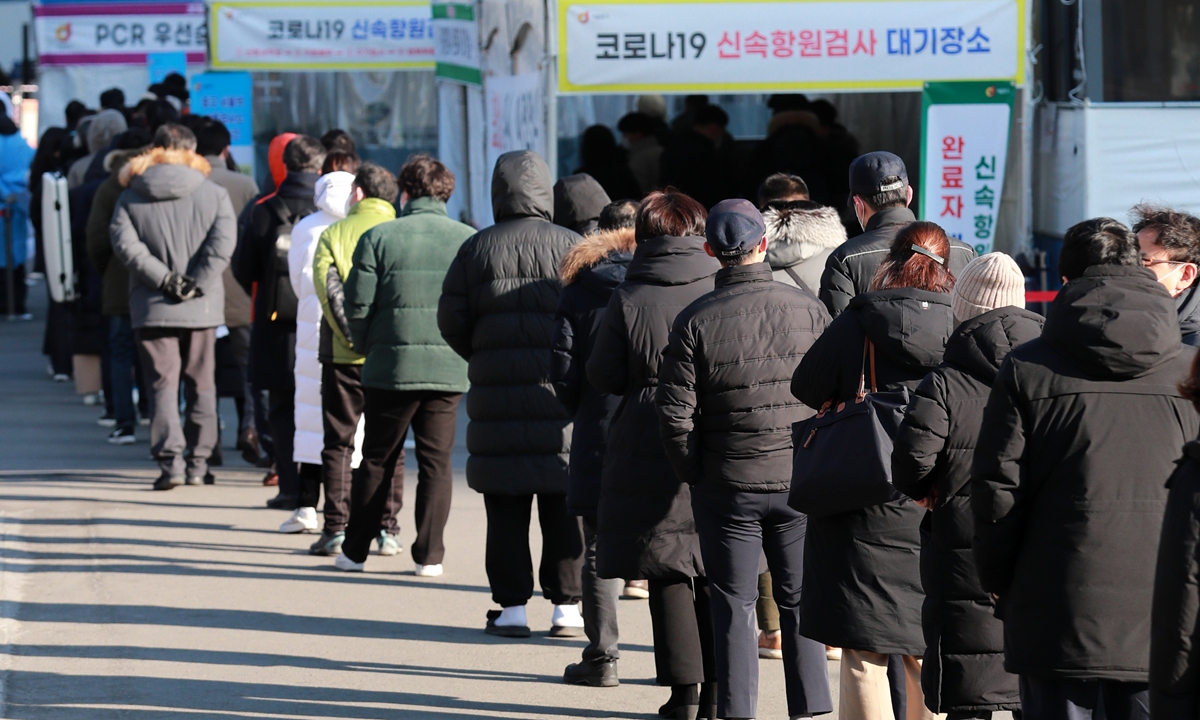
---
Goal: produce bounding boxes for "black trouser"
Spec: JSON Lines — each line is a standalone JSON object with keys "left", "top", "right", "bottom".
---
{"left": 648, "top": 576, "right": 716, "bottom": 686}
{"left": 342, "top": 389, "right": 461, "bottom": 565}
{"left": 255, "top": 322, "right": 296, "bottom": 494}
{"left": 483, "top": 493, "right": 584, "bottom": 607}
{"left": 691, "top": 483, "right": 833, "bottom": 718}
{"left": 0, "top": 265, "right": 27, "bottom": 314}
{"left": 297, "top": 462, "right": 322, "bottom": 508}
{"left": 1021, "top": 676, "right": 1148, "bottom": 720}
{"left": 581, "top": 515, "right": 621, "bottom": 663}
{"left": 317, "top": 364, "right": 403, "bottom": 535}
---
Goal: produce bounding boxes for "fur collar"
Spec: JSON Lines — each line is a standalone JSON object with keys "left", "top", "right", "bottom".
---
{"left": 560, "top": 227, "right": 636, "bottom": 285}
{"left": 104, "top": 146, "right": 150, "bottom": 173}
{"left": 764, "top": 204, "right": 846, "bottom": 253}
{"left": 119, "top": 147, "right": 211, "bottom": 187}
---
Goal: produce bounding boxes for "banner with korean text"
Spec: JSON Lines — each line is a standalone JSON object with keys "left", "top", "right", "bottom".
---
{"left": 433, "top": 2, "right": 480, "bottom": 85}
{"left": 484, "top": 71, "right": 546, "bottom": 182}
{"left": 34, "top": 3, "right": 207, "bottom": 66}
{"left": 920, "top": 81, "right": 1014, "bottom": 254}
{"left": 210, "top": 1, "right": 434, "bottom": 71}
{"left": 191, "top": 72, "right": 255, "bottom": 178}
{"left": 558, "top": 0, "right": 1023, "bottom": 93}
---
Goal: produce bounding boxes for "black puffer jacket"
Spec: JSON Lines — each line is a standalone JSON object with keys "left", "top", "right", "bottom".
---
{"left": 438, "top": 151, "right": 581, "bottom": 496}
{"left": 551, "top": 227, "right": 635, "bottom": 516}
{"left": 1177, "top": 285, "right": 1200, "bottom": 348}
{"left": 1152, "top": 441, "right": 1200, "bottom": 720}
{"left": 972, "top": 264, "right": 1199, "bottom": 681}
{"left": 892, "top": 306, "right": 1043, "bottom": 713}
{"left": 234, "top": 172, "right": 318, "bottom": 326}
{"left": 792, "top": 288, "right": 955, "bottom": 655}
{"left": 819, "top": 207, "right": 976, "bottom": 317}
{"left": 586, "top": 234, "right": 718, "bottom": 580}
{"left": 656, "top": 262, "right": 830, "bottom": 491}
{"left": 553, "top": 173, "right": 610, "bottom": 236}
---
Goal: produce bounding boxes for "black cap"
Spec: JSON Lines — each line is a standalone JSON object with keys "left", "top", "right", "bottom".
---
{"left": 849, "top": 151, "right": 908, "bottom": 197}
{"left": 705, "top": 199, "right": 766, "bottom": 258}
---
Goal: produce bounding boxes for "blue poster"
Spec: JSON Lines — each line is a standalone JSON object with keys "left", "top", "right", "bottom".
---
{"left": 190, "top": 72, "right": 255, "bottom": 176}
{"left": 147, "top": 52, "right": 188, "bottom": 85}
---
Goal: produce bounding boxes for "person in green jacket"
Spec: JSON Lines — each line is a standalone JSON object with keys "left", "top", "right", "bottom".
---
{"left": 333, "top": 154, "right": 474, "bottom": 576}
{"left": 310, "top": 163, "right": 402, "bottom": 558}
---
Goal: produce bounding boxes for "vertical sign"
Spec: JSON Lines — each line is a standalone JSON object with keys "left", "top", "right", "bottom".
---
{"left": 190, "top": 72, "right": 255, "bottom": 179}
{"left": 484, "top": 71, "right": 546, "bottom": 183}
{"left": 432, "top": 2, "right": 480, "bottom": 85}
{"left": 147, "top": 51, "right": 188, "bottom": 84}
{"left": 920, "top": 81, "right": 1014, "bottom": 254}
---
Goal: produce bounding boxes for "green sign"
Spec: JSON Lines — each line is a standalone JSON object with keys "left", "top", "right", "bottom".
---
{"left": 432, "top": 2, "right": 480, "bottom": 85}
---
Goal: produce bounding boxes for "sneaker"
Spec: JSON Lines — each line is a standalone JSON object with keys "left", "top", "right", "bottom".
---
{"left": 758, "top": 630, "right": 783, "bottom": 660}
{"left": 106, "top": 427, "right": 135, "bottom": 445}
{"left": 549, "top": 603, "right": 585, "bottom": 638}
{"left": 279, "top": 507, "right": 318, "bottom": 534}
{"left": 52, "top": 373, "right": 70, "bottom": 383}
{"left": 184, "top": 473, "right": 214, "bottom": 486}
{"left": 376, "top": 531, "right": 402, "bottom": 556}
{"left": 82, "top": 392, "right": 102, "bottom": 406}
{"left": 485, "top": 606, "right": 530, "bottom": 638}
{"left": 265, "top": 493, "right": 298, "bottom": 510}
{"left": 414, "top": 563, "right": 443, "bottom": 577}
{"left": 309, "top": 530, "right": 345, "bottom": 556}
{"left": 97, "top": 414, "right": 117, "bottom": 427}
{"left": 622, "top": 579, "right": 650, "bottom": 599}
{"left": 152, "top": 472, "right": 184, "bottom": 491}
{"left": 563, "top": 659, "right": 619, "bottom": 688}
{"left": 334, "top": 552, "right": 364, "bottom": 572}
{"left": 138, "top": 417, "right": 150, "bottom": 427}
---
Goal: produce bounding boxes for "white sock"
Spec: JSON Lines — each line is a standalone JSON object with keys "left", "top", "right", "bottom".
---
{"left": 494, "top": 605, "right": 527, "bottom": 627}
{"left": 551, "top": 603, "right": 584, "bottom": 627}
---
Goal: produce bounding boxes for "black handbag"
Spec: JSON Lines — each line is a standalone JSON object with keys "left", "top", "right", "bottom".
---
{"left": 788, "top": 338, "right": 908, "bottom": 518}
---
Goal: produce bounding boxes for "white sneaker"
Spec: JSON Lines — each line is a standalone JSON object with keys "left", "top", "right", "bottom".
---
{"left": 494, "top": 605, "right": 527, "bottom": 627}
{"left": 334, "top": 552, "right": 364, "bottom": 572}
{"left": 549, "top": 603, "right": 585, "bottom": 637}
{"left": 278, "top": 506, "right": 318, "bottom": 534}
{"left": 414, "top": 563, "right": 443, "bottom": 577}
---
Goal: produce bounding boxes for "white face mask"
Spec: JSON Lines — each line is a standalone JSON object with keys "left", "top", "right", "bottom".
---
{"left": 854, "top": 199, "right": 867, "bottom": 231}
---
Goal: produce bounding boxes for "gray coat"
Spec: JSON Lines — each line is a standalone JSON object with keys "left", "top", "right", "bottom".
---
{"left": 764, "top": 202, "right": 847, "bottom": 294}
{"left": 110, "top": 148, "right": 237, "bottom": 330}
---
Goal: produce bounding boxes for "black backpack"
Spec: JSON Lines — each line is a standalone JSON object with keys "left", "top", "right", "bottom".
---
{"left": 263, "top": 196, "right": 300, "bottom": 323}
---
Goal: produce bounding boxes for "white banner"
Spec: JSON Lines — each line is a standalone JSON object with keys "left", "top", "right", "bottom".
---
{"left": 484, "top": 71, "right": 547, "bottom": 187}
{"left": 210, "top": 1, "right": 435, "bottom": 70}
{"left": 432, "top": 2, "right": 481, "bottom": 85}
{"left": 559, "top": 0, "right": 1023, "bottom": 93}
{"left": 34, "top": 3, "right": 207, "bottom": 66}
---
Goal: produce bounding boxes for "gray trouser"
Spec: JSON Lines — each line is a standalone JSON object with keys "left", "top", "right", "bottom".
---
{"left": 136, "top": 327, "right": 217, "bottom": 478}
{"left": 581, "top": 515, "right": 621, "bottom": 663}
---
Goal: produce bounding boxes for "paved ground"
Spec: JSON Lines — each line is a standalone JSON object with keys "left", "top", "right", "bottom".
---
{"left": 0, "top": 279, "right": 833, "bottom": 719}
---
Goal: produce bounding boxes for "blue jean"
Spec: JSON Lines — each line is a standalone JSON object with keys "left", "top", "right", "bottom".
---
{"left": 108, "top": 315, "right": 137, "bottom": 431}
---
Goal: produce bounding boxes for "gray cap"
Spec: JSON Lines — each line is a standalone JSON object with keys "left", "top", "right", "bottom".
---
{"left": 849, "top": 151, "right": 908, "bottom": 197}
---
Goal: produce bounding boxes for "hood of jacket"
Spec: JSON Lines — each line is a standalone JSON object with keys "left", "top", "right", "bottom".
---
{"left": 104, "top": 146, "right": 148, "bottom": 173}
{"left": 553, "top": 173, "right": 611, "bottom": 235}
{"left": 764, "top": 203, "right": 847, "bottom": 269}
{"left": 313, "top": 171, "right": 355, "bottom": 219}
{"left": 944, "top": 305, "right": 1045, "bottom": 384}
{"left": 851, "top": 288, "right": 955, "bottom": 373}
{"left": 119, "top": 148, "right": 211, "bottom": 201}
{"left": 492, "top": 150, "right": 554, "bottom": 222}
{"left": 560, "top": 226, "right": 635, "bottom": 293}
{"left": 1177, "top": 283, "right": 1200, "bottom": 340}
{"left": 87, "top": 109, "right": 127, "bottom": 155}
{"left": 1043, "top": 264, "right": 1183, "bottom": 379}
{"left": 267, "top": 133, "right": 296, "bottom": 190}
{"left": 625, "top": 235, "right": 719, "bottom": 287}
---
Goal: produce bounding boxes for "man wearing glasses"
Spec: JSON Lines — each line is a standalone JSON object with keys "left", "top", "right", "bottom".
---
{"left": 1133, "top": 204, "right": 1200, "bottom": 346}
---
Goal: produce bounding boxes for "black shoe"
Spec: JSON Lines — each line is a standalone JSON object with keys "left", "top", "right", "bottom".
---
{"left": 185, "top": 473, "right": 215, "bottom": 486}
{"left": 203, "top": 472, "right": 216, "bottom": 485}
{"left": 658, "top": 684, "right": 699, "bottom": 720}
{"left": 563, "top": 659, "right": 619, "bottom": 687}
{"left": 266, "top": 493, "right": 299, "bottom": 510}
{"left": 308, "top": 530, "right": 345, "bottom": 556}
{"left": 209, "top": 445, "right": 224, "bottom": 467}
{"left": 697, "top": 682, "right": 717, "bottom": 720}
{"left": 153, "top": 472, "right": 184, "bottom": 491}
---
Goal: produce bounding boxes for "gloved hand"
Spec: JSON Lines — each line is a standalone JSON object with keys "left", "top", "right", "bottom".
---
{"left": 161, "top": 273, "right": 204, "bottom": 303}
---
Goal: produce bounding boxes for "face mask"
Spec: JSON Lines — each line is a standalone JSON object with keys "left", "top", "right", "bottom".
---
{"left": 854, "top": 200, "right": 867, "bottom": 231}
{"left": 1161, "top": 263, "right": 1188, "bottom": 295}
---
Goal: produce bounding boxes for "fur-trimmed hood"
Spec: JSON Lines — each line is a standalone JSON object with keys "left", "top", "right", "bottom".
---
{"left": 104, "top": 146, "right": 150, "bottom": 173}
{"left": 560, "top": 227, "right": 636, "bottom": 285}
{"left": 120, "top": 148, "right": 212, "bottom": 201}
{"left": 764, "top": 203, "right": 847, "bottom": 270}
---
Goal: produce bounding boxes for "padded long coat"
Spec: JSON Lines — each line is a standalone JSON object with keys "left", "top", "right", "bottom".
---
{"left": 892, "top": 306, "right": 1043, "bottom": 714}
{"left": 586, "top": 234, "right": 718, "bottom": 580}
{"left": 437, "top": 151, "right": 580, "bottom": 495}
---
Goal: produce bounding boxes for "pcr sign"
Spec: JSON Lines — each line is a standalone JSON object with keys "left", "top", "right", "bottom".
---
{"left": 34, "top": 3, "right": 207, "bottom": 66}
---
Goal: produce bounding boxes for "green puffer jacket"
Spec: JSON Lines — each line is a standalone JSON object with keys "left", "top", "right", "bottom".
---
{"left": 345, "top": 196, "right": 473, "bottom": 392}
{"left": 313, "top": 197, "right": 397, "bottom": 365}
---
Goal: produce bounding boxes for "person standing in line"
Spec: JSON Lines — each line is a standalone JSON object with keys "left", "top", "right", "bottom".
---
{"left": 553, "top": 199, "right": 637, "bottom": 687}
{"left": 972, "top": 218, "right": 1199, "bottom": 720}
{"left": 586, "top": 189, "right": 720, "bottom": 720}
{"left": 281, "top": 150, "right": 361, "bottom": 553}
{"left": 892, "top": 253, "right": 1039, "bottom": 720}
{"left": 820, "top": 152, "right": 975, "bottom": 317}
{"left": 553, "top": 173, "right": 611, "bottom": 236}
{"left": 438, "top": 150, "right": 586, "bottom": 638}
{"left": 656, "top": 199, "right": 834, "bottom": 720}
{"left": 109, "top": 123, "right": 236, "bottom": 489}
{"left": 306, "top": 162, "right": 399, "bottom": 554}
{"left": 234, "top": 135, "right": 324, "bottom": 508}
{"left": 335, "top": 155, "right": 474, "bottom": 576}
{"left": 793, "top": 222, "right": 959, "bottom": 720}
{"left": 1131, "top": 205, "right": 1200, "bottom": 346}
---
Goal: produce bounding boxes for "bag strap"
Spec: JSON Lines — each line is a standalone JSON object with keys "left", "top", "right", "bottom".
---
{"left": 869, "top": 339, "right": 878, "bottom": 393}
{"left": 856, "top": 337, "right": 879, "bottom": 400}
{"left": 783, "top": 266, "right": 815, "bottom": 295}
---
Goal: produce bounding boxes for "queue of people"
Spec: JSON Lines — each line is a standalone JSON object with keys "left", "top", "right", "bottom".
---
{"left": 19, "top": 83, "right": 1200, "bottom": 720}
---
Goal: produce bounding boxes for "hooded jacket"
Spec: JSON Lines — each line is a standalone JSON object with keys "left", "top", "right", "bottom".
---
{"left": 203, "top": 155, "right": 258, "bottom": 329}
{"left": 109, "top": 148, "right": 237, "bottom": 329}
{"left": 235, "top": 170, "right": 319, "bottom": 327}
{"left": 85, "top": 147, "right": 145, "bottom": 316}
{"left": 819, "top": 207, "right": 977, "bottom": 317}
{"left": 764, "top": 203, "right": 847, "bottom": 294}
{"left": 892, "top": 306, "right": 1043, "bottom": 713}
{"left": 437, "top": 150, "right": 581, "bottom": 495}
{"left": 586, "top": 234, "right": 719, "bottom": 579}
{"left": 972, "top": 264, "right": 1199, "bottom": 681}
{"left": 551, "top": 226, "right": 635, "bottom": 516}
{"left": 792, "top": 287, "right": 956, "bottom": 655}
{"left": 0, "top": 127, "right": 34, "bottom": 270}
{"left": 288, "top": 171, "right": 354, "bottom": 465}
{"left": 68, "top": 109, "right": 126, "bottom": 189}
{"left": 553, "top": 173, "right": 611, "bottom": 236}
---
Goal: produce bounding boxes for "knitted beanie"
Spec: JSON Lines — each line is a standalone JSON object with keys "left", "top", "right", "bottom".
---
{"left": 952, "top": 252, "right": 1026, "bottom": 323}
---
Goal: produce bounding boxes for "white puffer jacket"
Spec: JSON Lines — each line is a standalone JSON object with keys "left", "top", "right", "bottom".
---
{"left": 288, "top": 172, "right": 360, "bottom": 465}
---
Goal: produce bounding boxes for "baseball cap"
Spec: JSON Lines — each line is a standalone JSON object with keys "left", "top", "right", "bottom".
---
{"left": 705, "top": 199, "right": 766, "bottom": 258}
{"left": 849, "top": 151, "right": 909, "bottom": 197}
